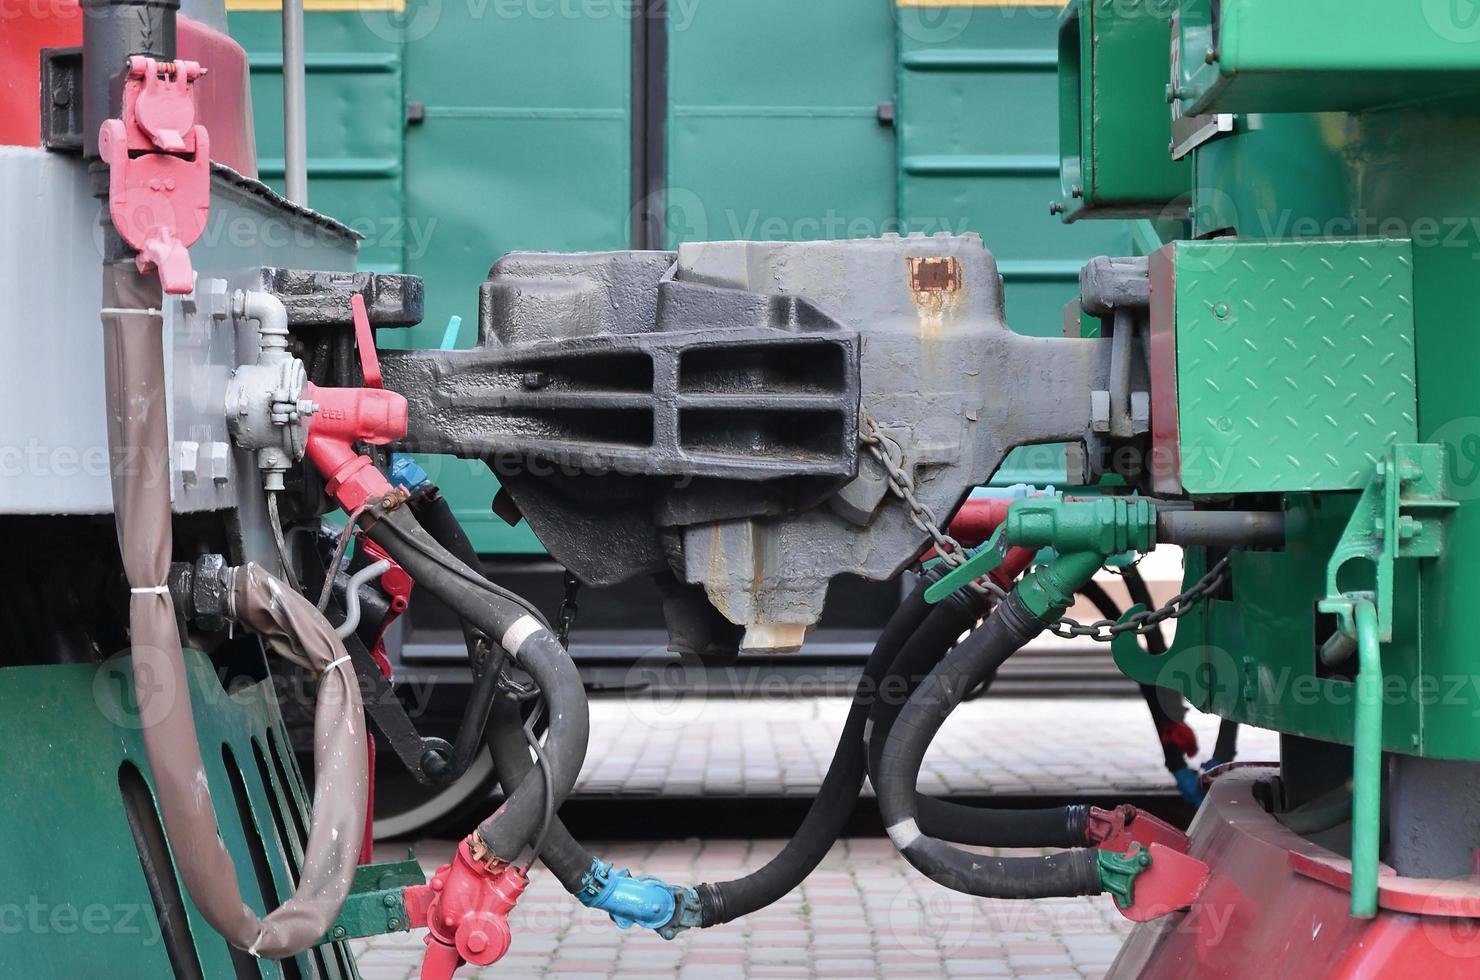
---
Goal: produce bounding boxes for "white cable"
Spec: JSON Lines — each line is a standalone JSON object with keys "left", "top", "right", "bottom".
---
{"left": 130, "top": 585, "right": 171, "bottom": 595}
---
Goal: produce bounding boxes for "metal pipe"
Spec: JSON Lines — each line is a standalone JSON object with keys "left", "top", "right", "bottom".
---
{"left": 336, "top": 559, "right": 392, "bottom": 639}
{"left": 1155, "top": 509, "right": 1285, "bottom": 549}
{"left": 282, "top": 0, "right": 309, "bottom": 205}
{"left": 1350, "top": 600, "right": 1382, "bottom": 918}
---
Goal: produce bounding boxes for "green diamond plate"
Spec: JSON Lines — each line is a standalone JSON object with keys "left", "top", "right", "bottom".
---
{"left": 1175, "top": 238, "right": 1417, "bottom": 494}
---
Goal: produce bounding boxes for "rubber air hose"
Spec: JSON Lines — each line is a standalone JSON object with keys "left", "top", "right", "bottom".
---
{"left": 367, "top": 506, "right": 587, "bottom": 864}
{"left": 876, "top": 592, "right": 1102, "bottom": 898}
{"left": 865, "top": 585, "right": 1090, "bottom": 849}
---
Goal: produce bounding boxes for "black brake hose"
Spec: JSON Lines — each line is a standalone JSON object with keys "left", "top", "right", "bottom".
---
{"left": 865, "top": 585, "right": 1091, "bottom": 848}
{"left": 366, "top": 506, "right": 587, "bottom": 864}
{"left": 876, "top": 592, "right": 1102, "bottom": 898}
{"left": 489, "top": 570, "right": 948, "bottom": 923}
{"left": 691, "top": 572, "right": 943, "bottom": 926}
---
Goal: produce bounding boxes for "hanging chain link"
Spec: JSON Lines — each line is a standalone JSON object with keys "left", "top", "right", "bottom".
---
{"left": 859, "top": 416, "right": 1229, "bottom": 640}
{"left": 556, "top": 570, "right": 582, "bottom": 648}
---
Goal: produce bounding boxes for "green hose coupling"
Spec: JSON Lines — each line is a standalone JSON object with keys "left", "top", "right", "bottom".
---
{"left": 926, "top": 495, "right": 1157, "bottom": 608}
{"left": 1016, "top": 550, "right": 1106, "bottom": 620}
{"left": 1096, "top": 846, "right": 1152, "bottom": 910}
{"left": 1008, "top": 495, "right": 1157, "bottom": 557}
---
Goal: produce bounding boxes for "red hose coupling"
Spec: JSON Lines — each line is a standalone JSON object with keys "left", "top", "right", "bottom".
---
{"left": 302, "top": 382, "right": 408, "bottom": 511}
{"left": 405, "top": 836, "right": 527, "bottom": 979}
{"left": 301, "top": 294, "right": 409, "bottom": 513}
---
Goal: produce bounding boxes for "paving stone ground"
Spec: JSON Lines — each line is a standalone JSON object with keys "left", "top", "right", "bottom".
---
{"left": 353, "top": 699, "right": 1278, "bottom": 977}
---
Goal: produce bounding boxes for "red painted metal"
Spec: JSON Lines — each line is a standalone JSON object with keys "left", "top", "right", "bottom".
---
{"left": 1147, "top": 245, "right": 1182, "bottom": 495}
{"left": 1116, "top": 843, "right": 1211, "bottom": 924}
{"left": 404, "top": 835, "right": 528, "bottom": 979}
{"left": 303, "top": 294, "right": 408, "bottom": 511}
{"left": 98, "top": 56, "right": 211, "bottom": 294}
{"left": 356, "top": 538, "right": 414, "bottom": 865}
{"left": 1109, "top": 768, "right": 1480, "bottom": 978}
{"left": 1090, "top": 804, "right": 1192, "bottom": 855}
{"left": 1, "top": 3, "right": 256, "bottom": 174}
{"left": 0, "top": 0, "right": 83, "bottom": 148}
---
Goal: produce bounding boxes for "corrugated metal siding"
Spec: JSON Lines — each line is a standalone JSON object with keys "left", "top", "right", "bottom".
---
{"left": 896, "top": 4, "right": 1126, "bottom": 337}
{"left": 665, "top": 0, "right": 896, "bottom": 246}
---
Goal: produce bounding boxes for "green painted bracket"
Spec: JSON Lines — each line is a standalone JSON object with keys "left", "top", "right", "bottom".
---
{"left": 1111, "top": 549, "right": 1223, "bottom": 712}
{"left": 1097, "top": 846, "right": 1152, "bottom": 910}
{"left": 1319, "top": 444, "right": 1456, "bottom": 644}
{"left": 316, "top": 855, "right": 426, "bottom": 944}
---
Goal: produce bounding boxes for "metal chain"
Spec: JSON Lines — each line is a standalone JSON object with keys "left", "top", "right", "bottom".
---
{"left": 859, "top": 416, "right": 1229, "bottom": 640}
{"left": 1044, "top": 555, "right": 1230, "bottom": 640}
{"left": 860, "top": 418, "right": 1007, "bottom": 602}
{"left": 556, "top": 570, "right": 582, "bottom": 648}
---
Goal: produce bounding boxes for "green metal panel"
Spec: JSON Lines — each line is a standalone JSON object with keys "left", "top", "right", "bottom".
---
{"left": 398, "top": 7, "right": 632, "bottom": 553}
{"left": 0, "top": 651, "right": 359, "bottom": 978}
{"left": 1173, "top": 238, "right": 1418, "bottom": 495}
{"left": 1115, "top": 494, "right": 1432, "bottom": 756}
{"left": 230, "top": 13, "right": 406, "bottom": 272}
{"left": 1054, "top": 0, "right": 1189, "bottom": 219}
{"left": 896, "top": 5, "right": 1127, "bottom": 338}
{"left": 666, "top": 0, "right": 896, "bottom": 247}
{"left": 1175, "top": 0, "right": 1480, "bottom": 116}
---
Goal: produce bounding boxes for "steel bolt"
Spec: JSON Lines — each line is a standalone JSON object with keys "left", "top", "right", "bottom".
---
{"left": 1049, "top": 201, "right": 1065, "bottom": 215}
{"left": 384, "top": 894, "right": 399, "bottom": 908}
{"left": 1204, "top": 45, "right": 1217, "bottom": 64}
{"left": 1070, "top": 185, "right": 1083, "bottom": 199}
{"left": 331, "top": 925, "right": 347, "bottom": 940}
{"left": 386, "top": 916, "right": 402, "bottom": 930}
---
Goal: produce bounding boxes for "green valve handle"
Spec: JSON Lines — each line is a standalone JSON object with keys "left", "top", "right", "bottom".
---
{"left": 1097, "top": 847, "right": 1152, "bottom": 910}
{"left": 924, "top": 524, "right": 1008, "bottom": 604}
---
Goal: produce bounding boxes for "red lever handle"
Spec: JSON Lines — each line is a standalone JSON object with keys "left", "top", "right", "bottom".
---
{"left": 351, "top": 293, "right": 383, "bottom": 389}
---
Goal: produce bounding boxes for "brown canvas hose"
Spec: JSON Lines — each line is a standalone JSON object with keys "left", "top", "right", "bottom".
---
{"left": 103, "top": 261, "right": 366, "bottom": 958}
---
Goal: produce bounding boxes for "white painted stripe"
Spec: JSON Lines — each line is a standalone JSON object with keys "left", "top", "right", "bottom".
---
{"left": 886, "top": 818, "right": 922, "bottom": 850}
{"left": 501, "top": 614, "right": 545, "bottom": 656}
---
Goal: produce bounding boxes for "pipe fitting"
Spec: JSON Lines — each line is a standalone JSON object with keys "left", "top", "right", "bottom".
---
{"left": 578, "top": 860, "right": 702, "bottom": 938}
{"left": 225, "top": 290, "right": 315, "bottom": 489}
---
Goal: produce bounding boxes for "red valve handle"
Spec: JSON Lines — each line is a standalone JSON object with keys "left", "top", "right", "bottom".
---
{"left": 351, "top": 293, "right": 383, "bottom": 389}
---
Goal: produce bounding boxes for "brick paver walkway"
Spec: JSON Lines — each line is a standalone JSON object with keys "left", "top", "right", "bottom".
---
{"left": 353, "top": 699, "right": 1279, "bottom": 977}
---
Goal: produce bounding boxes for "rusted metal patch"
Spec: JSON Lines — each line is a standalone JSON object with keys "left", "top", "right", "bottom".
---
{"left": 908, "top": 256, "right": 962, "bottom": 294}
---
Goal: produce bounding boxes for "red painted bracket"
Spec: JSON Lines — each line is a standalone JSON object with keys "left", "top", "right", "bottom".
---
{"left": 97, "top": 57, "right": 211, "bottom": 295}
{"left": 1117, "top": 843, "right": 1211, "bottom": 923}
{"left": 1089, "top": 804, "right": 1191, "bottom": 855}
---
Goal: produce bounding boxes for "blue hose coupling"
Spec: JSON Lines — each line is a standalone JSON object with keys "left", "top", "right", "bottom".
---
{"left": 1172, "top": 767, "right": 1205, "bottom": 806}
{"left": 389, "top": 453, "right": 429, "bottom": 492}
{"left": 578, "top": 860, "right": 701, "bottom": 939}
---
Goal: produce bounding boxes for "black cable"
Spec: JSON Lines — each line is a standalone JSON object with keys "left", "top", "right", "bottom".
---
{"left": 266, "top": 489, "right": 302, "bottom": 593}
{"left": 1080, "top": 579, "right": 1186, "bottom": 773}
{"left": 521, "top": 700, "right": 555, "bottom": 874}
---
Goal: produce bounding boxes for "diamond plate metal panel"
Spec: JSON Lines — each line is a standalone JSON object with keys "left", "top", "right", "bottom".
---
{"left": 1175, "top": 238, "right": 1417, "bottom": 494}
